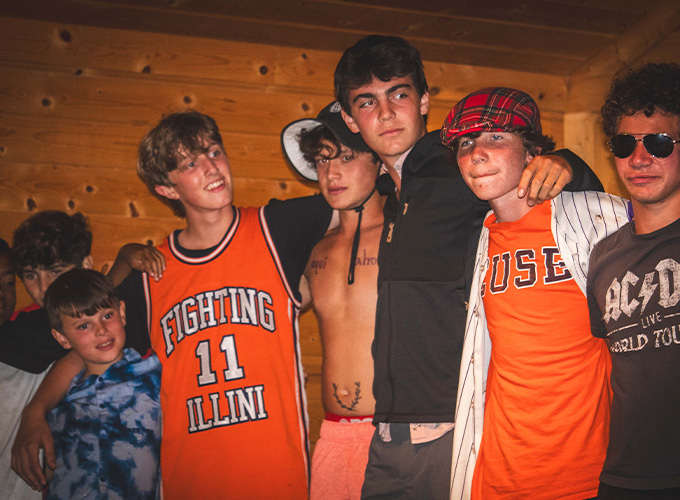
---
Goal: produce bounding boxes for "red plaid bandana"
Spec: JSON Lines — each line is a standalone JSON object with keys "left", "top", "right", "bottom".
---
{"left": 441, "top": 87, "right": 541, "bottom": 146}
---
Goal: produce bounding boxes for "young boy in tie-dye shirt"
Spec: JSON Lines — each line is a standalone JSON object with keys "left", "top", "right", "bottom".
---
{"left": 43, "top": 269, "right": 161, "bottom": 500}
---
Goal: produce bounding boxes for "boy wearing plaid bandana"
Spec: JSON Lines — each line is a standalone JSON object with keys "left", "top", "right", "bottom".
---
{"left": 444, "top": 87, "right": 630, "bottom": 500}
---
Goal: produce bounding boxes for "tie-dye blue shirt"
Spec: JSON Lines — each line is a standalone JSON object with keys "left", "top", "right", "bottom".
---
{"left": 46, "top": 348, "right": 161, "bottom": 500}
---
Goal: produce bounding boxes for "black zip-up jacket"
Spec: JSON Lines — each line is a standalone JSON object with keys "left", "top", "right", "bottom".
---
{"left": 371, "top": 131, "right": 603, "bottom": 424}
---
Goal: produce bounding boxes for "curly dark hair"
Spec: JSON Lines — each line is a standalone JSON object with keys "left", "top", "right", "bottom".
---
{"left": 601, "top": 63, "right": 680, "bottom": 137}
{"left": 334, "top": 35, "right": 428, "bottom": 116}
{"left": 298, "top": 124, "right": 380, "bottom": 167}
{"left": 298, "top": 125, "right": 343, "bottom": 165}
{"left": 12, "top": 211, "right": 92, "bottom": 276}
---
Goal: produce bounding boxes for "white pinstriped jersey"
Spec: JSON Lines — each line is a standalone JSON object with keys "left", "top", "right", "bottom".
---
{"left": 450, "top": 191, "right": 630, "bottom": 500}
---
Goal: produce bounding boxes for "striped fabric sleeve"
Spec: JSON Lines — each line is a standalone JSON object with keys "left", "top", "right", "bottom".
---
{"left": 450, "top": 223, "right": 491, "bottom": 500}
{"left": 552, "top": 191, "right": 631, "bottom": 296}
{"left": 450, "top": 192, "right": 629, "bottom": 500}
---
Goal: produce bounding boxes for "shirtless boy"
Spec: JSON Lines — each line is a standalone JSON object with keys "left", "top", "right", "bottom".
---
{"left": 282, "top": 101, "right": 382, "bottom": 500}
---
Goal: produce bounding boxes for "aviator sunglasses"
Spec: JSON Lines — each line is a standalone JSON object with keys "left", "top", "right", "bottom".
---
{"left": 608, "top": 133, "right": 679, "bottom": 159}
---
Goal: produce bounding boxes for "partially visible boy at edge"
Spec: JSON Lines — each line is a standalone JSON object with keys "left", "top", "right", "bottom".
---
{"left": 0, "top": 238, "right": 30, "bottom": 500}
{"left": 282, "top": 101, "right": 383, "bottom": 500}
{"left": 333, "top": 34, "right": 604, "bottom": 498}
{"left": 12, "top": 110, "right": 333, "bottom": 499}
{"left": 444, "top": 87, "right": 629, "bottom": 499}
{"left": 1, "top": 212, "right": 104, "bottom": 500}
{"left": 0, "top": 239, "right": 15, "bottom": 325}
{"left": 0, "top": 211, "right": 93, "bottom": 375}
{"left": 587, "top": 62, "right": 680, "bottom": 499}
{"left": 43, "top": 269, "right": 161, "bottom": 500}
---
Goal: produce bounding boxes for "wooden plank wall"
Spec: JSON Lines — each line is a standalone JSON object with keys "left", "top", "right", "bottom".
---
{"left": 0, "top": 15, "right": 577, "bottom": 448}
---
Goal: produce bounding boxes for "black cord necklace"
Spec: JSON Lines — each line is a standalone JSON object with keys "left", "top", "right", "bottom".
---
{"left": 347, "top": 187, "right": 376, "bottom": 285}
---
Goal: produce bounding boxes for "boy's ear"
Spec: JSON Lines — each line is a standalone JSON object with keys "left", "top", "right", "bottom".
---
{"left": 341, "top": 110, "right": 361, "bottom": 134}
{"left": 525, "top": 150, "right": 536, "bottom": 167}
{"left": 419, "top": 91, "right": 430, "bottom": 117}
{"left": 118, "top": 300, "right": 127, "bottom": 327}
{"left": 155, "top": 184, "right": 180, "bottom": 201}
{"left": 51, "top": 329, "right": 72, "bottom": 350}
{"left": 81, "top": 255, "right": 93, "bottom": 270}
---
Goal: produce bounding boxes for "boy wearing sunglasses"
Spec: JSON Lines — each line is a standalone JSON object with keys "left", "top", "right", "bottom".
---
{"left": 587, "top": 63, "right": 680, "bottom": 499}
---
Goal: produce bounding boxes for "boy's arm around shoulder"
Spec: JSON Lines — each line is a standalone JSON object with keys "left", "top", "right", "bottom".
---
{"left": 519, "top": 149, "right": 604, "bottom": 205}
{"left": 555, "top": 149, "right": 604, "bottom": 193}
{"left": 117, "top": 270, "right": 152, "bottom": 355}
{"left": 108, "top": 243, "right": 166, "bottom": 286}
{"left": 263, "top": 194, "right": 334, "bottom": 300}
{"left": 552, "top": 191, "right": 631, "bottom": 294}
{"left": 12, "top": 350, "right": 84, "bottom": 491}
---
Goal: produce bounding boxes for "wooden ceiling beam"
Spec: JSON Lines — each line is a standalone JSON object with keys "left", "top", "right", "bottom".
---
{"left": 569, "top": 0, "right": 680, "bottom": 79}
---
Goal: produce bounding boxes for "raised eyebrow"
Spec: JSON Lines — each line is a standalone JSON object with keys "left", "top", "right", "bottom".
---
{"left": 351, "top": 83, "right": 414, "bottom": 105}
{"left": 386, "top": 83, "right": 414, "bottom": 96}
{"left": 352, "top": 92, "right": 377, "bottom": 105}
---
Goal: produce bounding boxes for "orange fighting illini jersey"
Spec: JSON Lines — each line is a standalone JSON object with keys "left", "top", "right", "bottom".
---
{"left": 144, "top": 207, "right": 309, "bottom": 500}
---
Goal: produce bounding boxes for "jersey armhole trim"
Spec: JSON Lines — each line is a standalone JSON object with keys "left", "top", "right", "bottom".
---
{"left": 258, "top": 206, "right": 301, "bottom": 309}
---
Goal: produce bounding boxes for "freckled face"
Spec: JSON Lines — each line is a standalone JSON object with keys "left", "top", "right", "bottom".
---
{"left": 343, "top": 76, "right": 429, "bottom": 166}
{"left": 614, "top": 112, "right": 680, "bottom": 208}
{"left": 315, "top": 142, "right": 379, "bottom": 211}
{"left": 456, "top": 132, "right": 532, "bottom": 204}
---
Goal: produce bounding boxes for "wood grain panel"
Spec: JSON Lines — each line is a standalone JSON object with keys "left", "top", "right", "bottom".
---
{"left": 0, "top": 67, "right": 337, "bottom": 136}
{"left": 0, "top": 114, "right": 313, "bottom": 180}
{"left": 0, "top": 16, "right": 342, "bottom": 90}
{"left": 54, "top": 0, "right": 612, "bottom": 59}
{"left": 0, "top": 162, "right": 318, "bottom": 219}
{"left": 305, "top": 373, "right": 323, "bottom": 452}
{"left": 0, "top": 8, "right": 594, "bottom": 76}
{"left": 567, "top": 33, "right": 680, "bottom": 113}
{"left": 2, "top": 64, "right": 568, "bottom": 141}
{"left": 356, "top": 0, "right": 641, "bottom": 33}
{"left": 0, "top": 16, "right": 568, "bottom": 111}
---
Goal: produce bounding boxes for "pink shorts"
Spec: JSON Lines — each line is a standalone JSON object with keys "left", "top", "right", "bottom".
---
{"left": 310, "top": 418, "right": 375, "bottom": 500}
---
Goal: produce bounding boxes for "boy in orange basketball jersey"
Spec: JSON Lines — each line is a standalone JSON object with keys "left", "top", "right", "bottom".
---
{"left": 12, "top": 111, "right": 332, "bottom": 500}
{"left": 442, "top": 88, "right": 630, "bottom": 499}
